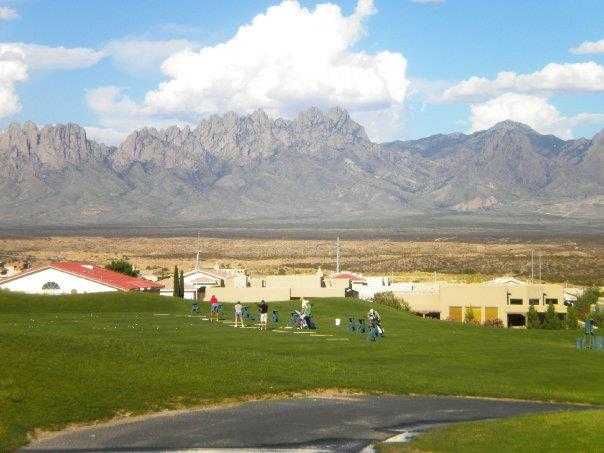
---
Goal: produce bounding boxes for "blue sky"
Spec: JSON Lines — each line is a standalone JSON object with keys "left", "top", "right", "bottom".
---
{"left": 0, "top": 0, "right": 603, "bottom": 144}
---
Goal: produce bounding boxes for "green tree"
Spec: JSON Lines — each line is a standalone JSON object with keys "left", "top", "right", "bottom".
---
{"left": 464, "top": 308, "right": 476, "bottom": 325}
{"left": 543, "top": 302, "right": 562, "bottom": 330}
{"left": 179, "top": 270, "right": 185, "bottom": 298}
{"left": 173, "top": 266, "right": 179, "bottom": 298}
{"left": 527, "top": 304, "right": 541, "bottom": 329}
{"left": 105, "top": 258, "right": 139, "bottom": 277}
{"left": 565, "top": 305, "right": 578, "bottom": 329}
{"left": 575, "top": 287, "right": 600, "bottom": 320}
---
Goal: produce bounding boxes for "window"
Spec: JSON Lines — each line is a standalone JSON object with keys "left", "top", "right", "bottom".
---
{"left": 529, "top": 298, "right": 540, "bottom": 305}
{"left": 545, "top": 298, "right": 558, "bottom": 305}
{"left": 42, "top": 281, "right": 60, "bottom": 290}
{"left": 509, "top": 298, "right": 523, "bottom": 305}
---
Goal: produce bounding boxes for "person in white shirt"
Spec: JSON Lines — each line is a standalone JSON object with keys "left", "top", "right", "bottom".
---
{"left": 234, "top": 301, "right": 244, "bottom": 328}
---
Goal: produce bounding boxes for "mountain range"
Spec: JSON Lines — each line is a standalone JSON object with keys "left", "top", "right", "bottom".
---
{"left": 0, "top": 107, "right": 602, "bottom": 226}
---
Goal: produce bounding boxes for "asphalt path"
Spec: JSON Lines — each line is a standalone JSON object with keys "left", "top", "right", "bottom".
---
{"left": 23, "top": 395, "right": 585, "bottom": 452}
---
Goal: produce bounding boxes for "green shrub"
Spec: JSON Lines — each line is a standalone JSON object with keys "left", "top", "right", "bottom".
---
{"left": 543, "top": 303, "right": 562, "bottom": 330}
{"left": 105, "top": 258, "right": 139, "bottom": 277}
{"left": 575, "top": 287, "right": 600, "bottom": 320}
{"left": 484, "top": 319, "right": 504, "bottom": 328}
{"left": 565, "top": 305, "right": 578, "bottom": 329}
{"left": 373, "top": 292, "right": 408, "bottom": 311}
{"left": 527, "top": 304, "right": 541, "bottom": 329}
{"left": 464, "top": 308, "right": 477, "bottom": 325}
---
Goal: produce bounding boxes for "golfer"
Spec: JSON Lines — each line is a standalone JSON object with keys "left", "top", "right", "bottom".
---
{"left": 234, "top": 301, "right": 244, "bottom": 328}
{"left": 209, "top": 294, "right": 219, "bottom": 322}
{"left": 258, "top": 299, "right": 269, "bottom": 330}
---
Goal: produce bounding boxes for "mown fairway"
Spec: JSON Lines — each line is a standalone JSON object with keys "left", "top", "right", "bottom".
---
{"left": 378, "top": 409, "right": 604, "bottom": 453}
{"left": 1, "top": 292, "right": 603, "bottom": 450}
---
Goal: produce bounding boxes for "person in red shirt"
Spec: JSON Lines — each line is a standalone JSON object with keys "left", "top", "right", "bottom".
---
{"left": 209, "top": 295, "right": 219, "bottom": 322}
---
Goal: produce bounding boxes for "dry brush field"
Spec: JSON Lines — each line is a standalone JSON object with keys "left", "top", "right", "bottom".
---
{"left": 0, "top": 236, "right": 602, "bottom": 286}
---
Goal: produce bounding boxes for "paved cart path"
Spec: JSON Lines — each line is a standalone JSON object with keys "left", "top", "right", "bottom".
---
{"left": 23, "top": 395, "right": 587, "bottom": 452}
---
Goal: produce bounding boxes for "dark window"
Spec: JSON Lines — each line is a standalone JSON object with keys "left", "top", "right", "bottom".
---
{"left": 42, "top": 281, "right": 60, "bottom": 290}
{"left": 509, "top": 298, "right": 523, "bottom": 305}
{"left": 529, "top": 298, "right": 540, "bottom": 305}
{"left": 545, "top": 298, "right": 558, "bottom": 305}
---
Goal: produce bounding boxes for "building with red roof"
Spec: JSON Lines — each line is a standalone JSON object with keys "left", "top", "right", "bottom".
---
{"left": 0, "top": 262, "right": 163, "bottom": 295}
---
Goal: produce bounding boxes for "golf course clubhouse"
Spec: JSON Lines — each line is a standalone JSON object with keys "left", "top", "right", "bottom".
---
{"left": 394, "top": 281, "right": 569, "bottom": 327}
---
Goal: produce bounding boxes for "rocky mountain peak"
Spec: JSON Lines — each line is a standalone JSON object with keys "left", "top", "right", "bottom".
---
{"left": 487, "top": 120, "right": 536, "bottom": 134}
{"left": 0, "top": 121, "right": 107, "bottom": 170}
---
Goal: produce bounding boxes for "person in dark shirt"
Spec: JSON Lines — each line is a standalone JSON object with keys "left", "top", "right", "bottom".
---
{"left": 258, "top": 299, "right": 269, "bottom": 330}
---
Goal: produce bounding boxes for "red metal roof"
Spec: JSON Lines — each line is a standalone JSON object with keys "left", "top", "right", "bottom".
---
{"left": 50, "top": 262, "right": 163, "bottom": 291}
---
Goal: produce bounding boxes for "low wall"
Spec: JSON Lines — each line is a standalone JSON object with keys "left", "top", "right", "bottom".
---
{"left": 291, "top": 287, "right": 345, "bottom": 299}
{"left": 208, "top": 287, "right": 290, "bottom": 303}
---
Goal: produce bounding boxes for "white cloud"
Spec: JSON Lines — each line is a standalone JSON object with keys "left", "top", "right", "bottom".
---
{"left": 15, "top": 43, "right": 105, "bottom": 71}
{"left": 87, "top": 0, "right": 410, "bottom": 142}
{"left": 0, "top": 6, "right": 18, "bottom": 21}
{"left": 442, "top": 62, "right": 604, "bottom": 101}
{"left": 571, "top": 39, "right": 604, "bottom": 55}
{"left": 103, "top": 39, "right": 194, "bottom": 74}
{"left": 84, "top": 126, "right": 130, "bottom": 146}
{"left": 85, "top": 85, "right": 193, "bottom": 143}
{"left": 0, "top": 45, "right": 28, "bottom": 117}
{"left": 469, "top": 93, "right": 604, "bottom": 139}
{"left": 0, "top": 42, "right": 106, "bottom": 119}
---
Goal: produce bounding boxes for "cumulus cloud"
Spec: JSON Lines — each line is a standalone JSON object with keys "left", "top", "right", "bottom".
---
{"left": 442, "top": 62, "right": 604, "bottom": 102}
{"left": 0, "top": 6, "right": 17, "bottom": 21}
{"left": 14, "top": 43, "right": 105, "bottom": 70}
{"left": 103, "top": 38, "right": 194, "bottom": 74}
{"left": 469, "top": 93, "right": 604, "bottom": 139}
{"left": 571, "top": 39, "right": 604, "bottom": 55}
{"left": 0, "top": 42, "right": 106, "bottom": 119}
{"left": 0, "top": 45, "right": 28, "bottom": 117}
{"left": 84, "top": 125, "right": 131, "bottom": 146}
{"left": 87, "top": 0, "right": 410, "bottom": 141}
{"left": 85, "top": 85, "right": 193, "bottom": 143}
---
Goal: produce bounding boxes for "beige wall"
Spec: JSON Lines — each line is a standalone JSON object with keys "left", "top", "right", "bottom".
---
{"left": 396, "top": 282, "right": 568, "bottom": 326}
{"left": 208, "top": 287, "right": 290, "bottom": 303}
{"left": 263, "top": 275, "right": 323, "bottom": 289}
{"left": 291, "top": 287, "right": 345, "bottom": 298}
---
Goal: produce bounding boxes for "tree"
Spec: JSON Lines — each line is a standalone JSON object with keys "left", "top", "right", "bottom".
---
{"left": 527, "top": 304, "right": 541, "bottom": 329}
{"left": 106, "top": 258, "right": 139, "bottom": 277}
{"left": 565, "top": 305, "right": 578, "bottom": 329}
{"left": 173, "top": 266, "right": 179, "bottom": 298}
{"left": 179, "top": 270, "right": 185, "bottom": 298}
{"left": 464, "top": 307, "right": 476, "bottom": 325}
{"left": 574, "top": 287, "right": 600, "bottom": 320}
{"left": 543, "top": 302, "right": 562, "bottom": 330}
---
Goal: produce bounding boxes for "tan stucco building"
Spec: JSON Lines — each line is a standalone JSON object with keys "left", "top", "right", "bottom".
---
{"left": 395, "top": 280, "right": 569, "bottom": 327}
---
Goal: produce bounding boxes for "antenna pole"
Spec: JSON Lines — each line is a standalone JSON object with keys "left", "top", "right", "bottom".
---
{"left": 196, "top": 232, "right": 201, "bottom": 270}
{"left": 538, "top": 252, "right": 542, "bottom": 282}
{"left": 336, "top": 236, "right": 340, "bottom": 273}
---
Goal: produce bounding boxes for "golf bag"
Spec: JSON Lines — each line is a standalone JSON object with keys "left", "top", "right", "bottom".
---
{"left": 241, "top": 305, "right": 255, "bottom": 321}
{"left": 367, "top": 310, "right": 384, "bottom": 341}
{"left": 348, "top": 317, "right": 358, "bottom": 332}
{"left": 271, "top": 309, "right": 279, "bottom": 324}
{"left": 191, "top": 302, "right": 200, "bottom": 314}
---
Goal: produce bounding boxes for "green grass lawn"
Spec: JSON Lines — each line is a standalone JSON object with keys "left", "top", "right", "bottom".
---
{"left": 377, "top": 409, "right": 604, "bottom": 453}
{"left": 1, "top": 292, "right": 603, "bottom": 451}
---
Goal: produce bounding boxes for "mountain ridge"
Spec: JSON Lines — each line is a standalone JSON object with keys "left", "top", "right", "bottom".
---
{"left": 0, "top": 107, "right": 602, "bottom": 226}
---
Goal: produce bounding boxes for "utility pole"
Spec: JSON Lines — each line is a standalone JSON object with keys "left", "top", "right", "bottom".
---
{"left": 538, "top": 252, "right": 542, "bottom": 282}
{"left": 336, "top": 236, "right": 340, "bottom": 273}
{"left": 195, "top": 232, "right": 201, "bottom": 270}
{"left": 531, "top": 250, "right": 534, "bottom": 283}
